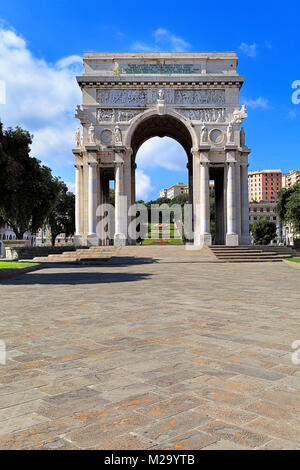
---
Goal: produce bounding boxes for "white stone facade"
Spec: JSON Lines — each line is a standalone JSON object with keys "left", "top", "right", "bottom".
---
{"left": 73, "top": 52, "right": 251, "bottom": 246}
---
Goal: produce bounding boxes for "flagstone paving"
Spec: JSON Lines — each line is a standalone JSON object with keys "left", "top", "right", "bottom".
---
{"left": 0, "top": 261, "right": 299, "bottom": 450}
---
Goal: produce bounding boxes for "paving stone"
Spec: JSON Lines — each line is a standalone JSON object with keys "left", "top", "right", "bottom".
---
{"left": 134, "top": 410, "right": 212, "bottom": 443}
{"left": 65, "top": 413, "right": 153, "bottom": 448}
{"left": 199, "top": 420, "right": 270, "bottom": 448}
{"left": 193, "top": 398, "right": 257, "bottom": 425}
{"left": 151, "top": 430, "right": 218, "bottom": 450}
{"left": 0, "top": 262, "right": 299, "bottom": 449}
{"left": 243, "top": 416, "right": 300, "bottom": 443}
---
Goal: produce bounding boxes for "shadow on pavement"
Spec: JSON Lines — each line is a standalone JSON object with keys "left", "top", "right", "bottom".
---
{"left": 1, "top": 270, "right": 153, "bottom": 285}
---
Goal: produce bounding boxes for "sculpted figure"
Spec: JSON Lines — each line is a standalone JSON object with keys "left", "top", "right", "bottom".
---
{"left": 158, "top": 89, "right": 165, "bottom": 100}
{"left": 227, "top": 124, "right": 234, "bottom": 143}
{"left": 88, "top": 123, "right": 95, "bottom": 144}
{"left": 75, "top": 127, "right": 81, "bottom": 147}
{"left": 114, "top": 126, "right": 122, "bottom": 145}
{"left": 201, "top": 126, "right": 208, "bottom": 143}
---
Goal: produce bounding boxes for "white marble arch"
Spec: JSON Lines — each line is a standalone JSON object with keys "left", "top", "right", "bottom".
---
{"left": 72, "top": 52, "right": 251, "bottom": 247}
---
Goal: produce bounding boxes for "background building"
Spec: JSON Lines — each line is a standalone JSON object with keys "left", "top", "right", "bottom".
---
{"left": 282, "top": 169, "right": 300, "bottom": 189}
{"left": 0, "top": 223, "right": 36, "bottom": 255}
{"left": 248, "top": 170, "right": 282, "bottom": 202}
{"left": 159, "top": 183, "right": 188, "bottom": 200}
{"left": 249, "top": 202, "right": 281, "bottom": 244}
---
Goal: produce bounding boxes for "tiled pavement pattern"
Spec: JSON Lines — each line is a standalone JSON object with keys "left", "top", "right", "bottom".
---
{"left": 0, "top": 261, "right": 299, "bottom": 450}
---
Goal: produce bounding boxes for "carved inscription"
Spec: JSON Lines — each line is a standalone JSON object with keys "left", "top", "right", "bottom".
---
{"left": 122, "top": 64, "right": 200, "bottom": 75}
{"left": 96, "top": 89, "right": 225, "bottom": 106}
{"left": 175, "top": 108, "right": 226, "bottom": 122}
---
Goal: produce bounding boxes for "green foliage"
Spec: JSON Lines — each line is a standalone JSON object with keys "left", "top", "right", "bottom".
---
{"left": 0, "top": 122, "right": 59, "bottom": 239}
{"left": 47, "top": 181, "right": 75, "bottom": 246}
{"left": 250, "top": 219, "right": 277, "bottom": 245}
{"left": 275, "top": 184, "right": 300, "bottom": 235}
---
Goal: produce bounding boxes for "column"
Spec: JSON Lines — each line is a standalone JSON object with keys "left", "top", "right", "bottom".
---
{"left": 88, "top": 162, "right": 97, "bottom": 235}
{"left": 240, "top": 163, "right": 251, "bottom": 245}
{"left": 114, "top": 160, "right": 126, "bottom": 245}
{"left": 226, "top": 161, "right": 239, "bottom": 246}
{"left": 75, "top": 165, "right": 81, "bottom": 236}
{"left": 192, "top": 149, "right": 200, "bottom": 244}
{"left": 199, "top": 161, "right": 212, "bottom": 245}
{"left": 236, "top": 163, "right": 241, "bottom": 238}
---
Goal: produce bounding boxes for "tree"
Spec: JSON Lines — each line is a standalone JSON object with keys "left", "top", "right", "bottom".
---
{"left": 47, "top": 181, "right": 75, "bottom": 246}
{"left": 250, "top": 219, "right": 277, "bottom": 245}
{"left": 275, "top": 184, "right": 300, "bottom": 235}
{"left": 0, "top": 122, "right": 59, "bottom": 239}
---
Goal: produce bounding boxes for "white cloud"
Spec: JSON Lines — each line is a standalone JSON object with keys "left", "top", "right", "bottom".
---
{"left": 239, "top": 42, "right": 257, "bottom": 58}
{"left": 0, "top": 27, "right": 82, "bottom": 172}
{"left": 131, "top": 41, "right": 155, "bottom": 53}
{"left": 153, "top": 28, "right": 190, "bottom": 52}
{"left": 242, "top": 97, "right": 269, "bottom": 109}
{"left": 132, "top": 28, "right": 190, "bottom": 53}
{"left": 135, "top": 169, "right": 154, "bottom": 201}
{"left": 136, "top": 137, "right": 187, "bottom": 171}
{"left": 66, "top": 181, "right": 76, "bottom": 193}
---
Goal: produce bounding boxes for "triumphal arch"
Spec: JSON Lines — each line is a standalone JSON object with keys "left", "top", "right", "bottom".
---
{"left": 73, "top": 52, "right": 251, "bottom": 246}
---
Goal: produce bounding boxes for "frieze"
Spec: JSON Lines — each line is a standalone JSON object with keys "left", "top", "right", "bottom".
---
{"left": 96, "top": 88, "right": 225, "bottom": 106}
{"left": 97, "top": 108, "right": 142, "bottom": 122}
{"left": 175, "top": 108, "right": 226, "bottom": 122}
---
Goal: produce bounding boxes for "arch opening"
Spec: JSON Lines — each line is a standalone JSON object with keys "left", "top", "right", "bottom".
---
{"left": 130, "top": 114, "right": 194, "bottom": 206}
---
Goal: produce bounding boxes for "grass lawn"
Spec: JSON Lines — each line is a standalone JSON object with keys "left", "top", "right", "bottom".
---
{"left": 142, "top": 222, "right": 183, "bottom": 245}
{"left": 288, "top": 258, "right": 300, "bottom": 263}
{"left": 0, "top": 261, "right": 37, "bottom": 270}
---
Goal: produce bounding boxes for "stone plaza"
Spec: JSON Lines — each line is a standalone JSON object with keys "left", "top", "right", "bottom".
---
{"left": 0, "top": 260, "right": 299, "bottom": 450}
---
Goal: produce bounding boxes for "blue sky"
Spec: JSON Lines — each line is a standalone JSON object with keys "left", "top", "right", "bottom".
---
{"left": 0, "top": 0, "right": 299, "bottom": 200}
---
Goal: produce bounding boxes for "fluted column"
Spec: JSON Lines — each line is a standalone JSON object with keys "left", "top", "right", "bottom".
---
{"left": 226, "top": 160, "right": 239, "bottom": 246}
{"left": 236, "top": 163, "right": 241, "bottom": 238}
{"left": 192, "top": 149, "right": 200, "bottom": 244}
{"left": 88, "top": 162, "right": 97, "bottom": 235}
{"left": 75, "top": 165, "right": 82, "bottom": 236}
{"left": 114, "top": 158, "right": 126, "bottom": 245}
{"left": 240, "top": 163, "right": 251, "bottom": 245}
{"left": 199, "top": 158, "right": 212, "bottom": 246}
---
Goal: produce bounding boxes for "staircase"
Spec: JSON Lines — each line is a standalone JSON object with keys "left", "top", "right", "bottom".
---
{"left": 22, "top": 246, "right": 120, "bottom": 264}
{"left": 210, "top": 245, "right": 295, "bottom": 263}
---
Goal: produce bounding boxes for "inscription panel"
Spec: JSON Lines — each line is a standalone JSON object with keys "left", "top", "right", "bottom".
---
{"left": 96, "top": 89, "right": 225, "bottom": 106}
{"left": 121, "top": 64, "right": 200, "bottom": 75}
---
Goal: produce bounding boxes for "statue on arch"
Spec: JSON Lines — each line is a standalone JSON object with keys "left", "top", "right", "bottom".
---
{"left": 227, "top": 124, "right": 234, "bottom": 143}
{"left": 114, "top": 125, "right": 122, "bottom": 145}
{"left": 158, "top": 89, "right": 165, "bottom": 101}
{"left": 88, "top": 123, "right": 95, "bottom": 144}
{"left": 75, "top": 127, "right": 81, "bottom": 147}
{"left": 201, "top": 125, "right": 208, "bottom": 143}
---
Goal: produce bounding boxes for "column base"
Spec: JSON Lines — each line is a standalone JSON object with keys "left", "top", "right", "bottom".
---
{"left": 240, "top": 234, "right": 251, "bottom": 245}
{"left": 114, "top": 233, "right": 127, "bottom": 246}
{"left": 194, "top": 233, "right": 212, "bottom": 246}
{"left": 87, "top": 234, "right": 99, "bottom": 246}
{"left": 74, "top": 235, "right": 83, "bottom": 247}
{"left": 226, "top": 233, "right": 239, "bottom": 246}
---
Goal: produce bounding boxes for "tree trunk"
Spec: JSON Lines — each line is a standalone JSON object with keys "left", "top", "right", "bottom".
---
{"left": 51, "top": 233, "right": 57, "bottom": 246}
